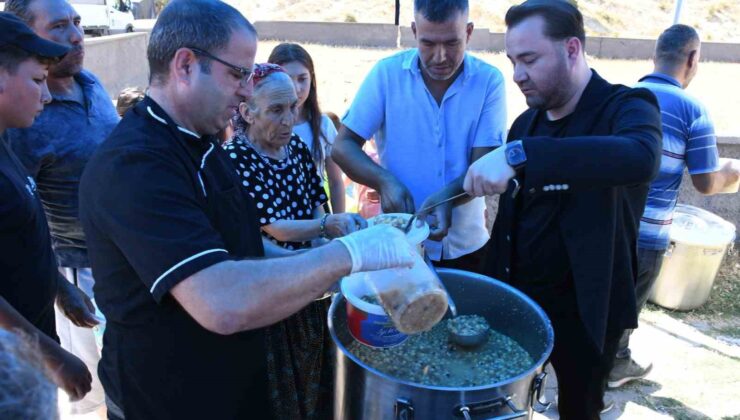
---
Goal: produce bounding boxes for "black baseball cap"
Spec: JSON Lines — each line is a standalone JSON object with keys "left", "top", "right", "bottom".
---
{"left": 0, "top": 12, "right": 69, "bottom": 58}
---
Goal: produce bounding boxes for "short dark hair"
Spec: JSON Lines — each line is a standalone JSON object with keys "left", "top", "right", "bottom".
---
{"left": 147, "top": 0, "right": 256, "bottom": 85}
{"left": 414, "top": 0, "right": 468, "bottom": 23}
{"left": 0, "top": 44, "right": 49, "bottom": 74}
{"left": 4, "top": 0, "right": 36, "bottom": 25}
{"left": 655, "top": 24, "right": 700, "bottom": 67}
{"left": 505, "top": 0, "right": 586, "bottom": 48}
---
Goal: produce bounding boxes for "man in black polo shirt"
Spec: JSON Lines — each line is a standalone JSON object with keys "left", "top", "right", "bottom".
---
{"left": 463, "top": 1, "right": 662, "bottom": 419}
{"left": 0, "top": 12, "right": 92, "bottom": 402}
{"left": 78, "top": 2, "right": 414, "bottom": 419}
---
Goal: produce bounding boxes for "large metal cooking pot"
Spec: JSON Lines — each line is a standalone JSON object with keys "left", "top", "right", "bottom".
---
{"left": 329, "top": 269, "right": 554, "bottom": 420}
{"left": 649, "top": 204, "right": 736, "bottom": 310}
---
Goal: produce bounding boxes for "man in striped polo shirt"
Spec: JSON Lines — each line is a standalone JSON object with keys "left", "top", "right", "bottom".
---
{"left": 609, "top": 24, "right": 740, "bottom": 388}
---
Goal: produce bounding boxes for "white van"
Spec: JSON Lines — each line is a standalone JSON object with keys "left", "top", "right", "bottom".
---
{"left": 72, "top": 0, "right": 136, "bottom": 36}
{"left": 0, "top": 0, "right": 135, "bottom": 36}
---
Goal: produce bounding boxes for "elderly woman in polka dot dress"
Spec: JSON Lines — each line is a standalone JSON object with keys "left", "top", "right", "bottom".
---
{"left": 224, "top": 64, "right": 365, "bottom": 419}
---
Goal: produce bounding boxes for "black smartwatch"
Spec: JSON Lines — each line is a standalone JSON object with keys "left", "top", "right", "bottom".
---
{"left": 505, "top": 140, "right": 527, "bottom": 171}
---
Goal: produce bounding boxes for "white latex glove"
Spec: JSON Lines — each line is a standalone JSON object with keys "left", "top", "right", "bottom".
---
{"left": 336, "top": 224, "right": 416, "bottom": 273}
{"left": 463, "top": 146, "right": 516, "bottom": 197}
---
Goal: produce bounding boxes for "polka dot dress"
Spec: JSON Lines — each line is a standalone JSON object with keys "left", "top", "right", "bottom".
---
{"left": 224, "top": 134, "right": 327, "bottom": 250}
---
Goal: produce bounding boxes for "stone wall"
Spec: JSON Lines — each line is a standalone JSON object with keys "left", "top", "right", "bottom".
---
{"left": 84, "top": 32, "right": 149, "bottom": 99}
{"left": 254, "top": 21, "right": 398, "bottom": 48}
{"left": 253, "top": 21, "right": 740, "bottom": 63}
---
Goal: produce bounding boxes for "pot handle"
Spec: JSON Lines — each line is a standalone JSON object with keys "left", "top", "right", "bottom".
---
{"left": 531, "top": 371, "right": 552, "bottom": 413}
{"left": 456, "top": 396, "right": 527, "bottom": 420}
{"left": 395, "top": 398, "right": 414, "bottom": 420}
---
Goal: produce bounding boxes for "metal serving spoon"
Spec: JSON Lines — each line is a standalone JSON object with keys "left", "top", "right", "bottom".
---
{"left": 403, "top": 191, "right": 469, "bottom": 233}
{"left": 447, "top": 315, "right": 490, "bottom": 348}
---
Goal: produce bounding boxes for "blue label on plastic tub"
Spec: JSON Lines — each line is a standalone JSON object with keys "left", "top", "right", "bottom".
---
{"left": 347, "top": 302, "right": 407, "bottom": 348}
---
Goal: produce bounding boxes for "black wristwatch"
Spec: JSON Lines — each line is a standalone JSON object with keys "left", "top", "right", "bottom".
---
{"left": 505, "top": 140, "right": 527, "bottom": 171}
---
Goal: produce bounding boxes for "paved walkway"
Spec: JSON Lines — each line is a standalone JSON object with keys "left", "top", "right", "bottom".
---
{"left": 534, "top": 311, "right": 740, "bottom": 419}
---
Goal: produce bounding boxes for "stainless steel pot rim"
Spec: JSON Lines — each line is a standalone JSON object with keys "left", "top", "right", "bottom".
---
{"left": 328, "top": 268, "right": 555, "bottom": 392}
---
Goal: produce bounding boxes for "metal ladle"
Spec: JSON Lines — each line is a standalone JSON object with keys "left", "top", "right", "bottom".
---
{"left": 448, "top": 321, "right": 489, "bottom": 348}
{"left": 421, "top": 256, "right": 488, "bottom": 348}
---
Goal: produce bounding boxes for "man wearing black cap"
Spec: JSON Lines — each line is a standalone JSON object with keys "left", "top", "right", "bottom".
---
{"left": 0, "top": 11, "right": 93, "bottom": 402}
{"left": 5, "top": 0, "right": 119, "bottom": 414}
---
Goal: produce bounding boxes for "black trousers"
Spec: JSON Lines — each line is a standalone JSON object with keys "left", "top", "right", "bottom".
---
{"left": 549, "top": 308, "right": 622, "bottom": 419}
{"left": 616, "top": 247, "right": 665, "bottom": 358}
{"left": 524, "top": 285, "right": 623, "bottom": 420}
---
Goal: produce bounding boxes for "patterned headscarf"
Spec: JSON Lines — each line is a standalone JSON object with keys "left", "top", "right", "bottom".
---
{"left": 251, "top": 62, "right": 286, "bottom": 87}
{"left": 231, "top": 63, "right": 287, "bottom": 137}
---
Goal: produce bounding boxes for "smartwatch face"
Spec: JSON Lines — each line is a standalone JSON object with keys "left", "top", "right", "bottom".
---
{"left": 507, "top": 142, "right": 526, "bottom": 167}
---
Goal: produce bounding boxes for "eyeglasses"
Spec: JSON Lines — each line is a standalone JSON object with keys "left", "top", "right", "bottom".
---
{"left": 188, "top": 47, "right": 254, "bottom": 87}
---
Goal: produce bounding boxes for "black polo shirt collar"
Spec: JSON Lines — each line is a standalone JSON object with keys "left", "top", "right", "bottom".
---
{"left": 140, "top": 96, "right": 220, "bottom": 198}
{"left": 142, "top": 97, "right": 201, "bottom": 139}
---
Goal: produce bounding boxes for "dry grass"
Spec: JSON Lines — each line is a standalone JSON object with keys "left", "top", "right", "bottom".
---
{"left": 228, "top": 0, "right": 740, "bottom": 42}
{"left": 255, "top": 40, "right": 740, "bottom": 135}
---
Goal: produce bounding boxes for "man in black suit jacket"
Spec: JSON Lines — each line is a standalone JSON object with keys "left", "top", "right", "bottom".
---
{"left": 463, "top": 1, "right": 662, "bottom": 418}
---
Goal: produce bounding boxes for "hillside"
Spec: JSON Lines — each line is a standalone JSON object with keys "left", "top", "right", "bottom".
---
{"left": 227, "top": 0, "right": 740, "bottom": 43}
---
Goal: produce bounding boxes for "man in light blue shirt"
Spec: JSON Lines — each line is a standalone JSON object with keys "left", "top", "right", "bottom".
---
{"left": 333, "top": 0, "right": 507, "bottom": 271}
{"left": 608, "top": 24, "right": 740, "bottom": 389}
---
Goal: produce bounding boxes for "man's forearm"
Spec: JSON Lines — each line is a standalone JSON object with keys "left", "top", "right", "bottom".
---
{"left": 261, "top": 237, "right": 296, "bottom": 257}
{"left": 692, "top": 163, "right": 740, "bottom": 195}
{"left": 332, "top": 133, "right": 392, "bottom": 191}
{"left": 711, "top": 164, "right": 740, "bottom": 194}
{"left": 262, "top": 219, "right": 322, "bottom": 243}
{"left": 326, "top": 157, "right": 346, "bottom": 213}
{"left": 426, "top": 147, "right": 494, "bottom": 206}
{"left": 171, "top": 241, "right": 352, "bottom": 334}
{"left": 56, "top": 271, "right": 79, "bottom": 300}
{"left": 0, "top": 297, "right": 65, "bottom": 368}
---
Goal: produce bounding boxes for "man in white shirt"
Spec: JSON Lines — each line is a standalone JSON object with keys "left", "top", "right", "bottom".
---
{"left": 333, "top": 0, "right": 507, "bottom": 271}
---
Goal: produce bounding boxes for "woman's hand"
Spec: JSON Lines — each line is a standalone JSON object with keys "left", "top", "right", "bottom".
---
{"left": 325, "top": 213, "right": 367, "bottom": 238}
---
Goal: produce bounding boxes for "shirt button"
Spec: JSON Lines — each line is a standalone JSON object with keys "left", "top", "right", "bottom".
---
{"left": 506, "top": 235, "right": 511, "bottom": 242}
{"left": 529, "top": 188, "right": 536, "bottom": 194}
{"left": 505, "top": 267, "right": 510, "bottom": 273}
